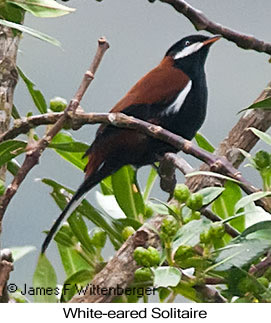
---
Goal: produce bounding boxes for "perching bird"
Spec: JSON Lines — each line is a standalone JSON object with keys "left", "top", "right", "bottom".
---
{"left": 42, "top": 34, "right": 220, "bottom": 253}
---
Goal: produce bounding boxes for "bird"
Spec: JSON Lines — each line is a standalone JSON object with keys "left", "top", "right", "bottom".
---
{"left": 41, "top": 34, "right": 220, "bottom": 253}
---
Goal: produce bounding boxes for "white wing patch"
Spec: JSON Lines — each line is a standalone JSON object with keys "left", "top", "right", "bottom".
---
{"left": 174, "top": 42, "right": 203, "bottom": 60}
{"left": 162, "top": 80, "right": 192, "bottom": 116}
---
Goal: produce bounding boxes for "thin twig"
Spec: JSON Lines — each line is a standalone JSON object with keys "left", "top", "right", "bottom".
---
{"left": 249, "top": 254, "right": 271, "bottom": 276}
{"left": 160, "top": 0, "right": 271, "bottom": 55}
{"left": 0, "top": 37, "right": 110, "bottom": 222}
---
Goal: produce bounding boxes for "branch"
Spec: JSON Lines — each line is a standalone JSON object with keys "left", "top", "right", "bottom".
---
{"left": 70, "top": 214, "right": 163, "bottom": 303}
{"left": 0, "top": 25, "right": 21, "bottom": 234}
{"left": 249, "top": 254, "right": 271, "bottom": 276}
{"left": 1, "top": 108, "right": 270, "bottom": 220}
{"left": 0, "top": 37, "right": 110, "bottom": 223}
{"left": 160, "top": 0, "right": 271, "bottom": 55}
{"left": 0, "top": 249, "right": 13, "bottom": 303}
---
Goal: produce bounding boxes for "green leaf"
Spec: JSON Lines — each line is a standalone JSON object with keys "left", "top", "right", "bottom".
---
{"left": 248, "top": 127, "right": 271, "bottom": 146}
{"left": 18, "top": 67, "right": 47, "bottom": 114}
{"left": 153, "top": 267, "right": 181, "bottom": 288}
{"left": 146, "top": 200, "right": 170, "bottom": 215}
{"left": 212, "top": 181, "right": 244, "bottom": 232}
{"left": 54, "top": 224, "right": 76, "bottom": 248}
{"left": 67, "top": 213, "right": 95, "bottom": 254}
{"left": 185, "top": 171, "right": 241, "bottom": 184}
{"left": 0, "top": 2, "right": 25, "bottom": 25}
{"left": 0, "top": 18, "right": 61, "bottom": 46}
{"left": 239, "top": 98, "right": 271, "bottom": 113}
{"left": 158, "top": 288, "right": 171, "bottom": 302}
{"left": 244, "top": 202, "right": 270, "bottom": 228}
{"left": 95, "top": 191, "right": 125, "bottom": 219}
{"left": 8, "top": 0, "right": 75, "bottom": 18}
{"left": 212, "top": 240, "right": 271, "bottom": 272}
{"left": 114, "top": 218, "right": 142, "bottom": 231}
{"left": 42, "top": 178, "right": 122, "bottom": 248}
{"left": 50, "top": 132, "right": 88, "bottom": 171}
{"left": 57, "top": 245, "right": 91, "bottom": 281}
{"left": 195, "top": 133, "right": 215, "bottom": 153}
{"left": 197, "top": 186, "right": 224, "bottom": 205}
{"left": 10, "top": 246, "right": 36, "bottom": 262}
{"left": 173, "top": 218, "right": 212, "bottom": 252}
{"left": 234, "top": 191, "right": 271, "bottom": 213}
{"left": 7, "top": 160, "right": 21, "bottom": 175}
{"left": 100, "top": 176, "right": 113, "bottom": 195}
{"left": 12, "top": 104, "right": 21, "bottom": 119}
{"left": 238, "top": 148, "right": 257, "bottom": 169}
{"left": 61, "top": 269, "right": 93, "bottom": 302}
{"left": 240, "top": 220, "right": 271, "bottom": 238}
{"left": 143, "top": 166, "right": 158, "bottom": 200}
{"left": 0, "top": 140, "right": 26, "bottom": 167}
{"left": 173, "top": 281, "right": 201, "bottom": 302}
{"left": 111, "top": 165, "right": 145, "bottom": 220}
{"left": 57, "top": 240, "right": 90, "bottom": 278}
{"left": 49, "top": 142, "right": 88, "bottom": 152}
{"left": 33, "top": 254, "right": 58, "bottom": 302}
{"left": 211, "top": 221, "right": 271, "bottom": 271}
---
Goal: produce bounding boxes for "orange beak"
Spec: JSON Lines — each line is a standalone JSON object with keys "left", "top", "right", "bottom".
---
{"left": 202, "top": 35, "right": 221, "bottom": 46}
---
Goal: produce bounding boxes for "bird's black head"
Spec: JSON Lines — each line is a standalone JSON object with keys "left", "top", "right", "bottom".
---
{"left": 165, "top": 34, "right": 220, "bottom": 78}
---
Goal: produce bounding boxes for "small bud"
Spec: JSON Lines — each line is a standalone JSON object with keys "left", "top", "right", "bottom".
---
{"left": 200, "top": 229, "right": 212, "bottom": 244}
{"left": 190, "top": 211, "right": 201, "bottom": 220}
{"left": 134, "top": 247, "right": 151, "bottom": 267}
{"left": 147, "top": 246, "right": 161, "bottom": 266}
{"left": 253, "top": 150, "right": 271, "bottom": 170}
{"left": 91, "top": 228, "right": 107, "bottom": 248}
{"left": 174, "top": 245, "right": 194, "bottom": 262}
{"left": 145, "top": 204, "right": 154, "bottom": 218}
{"left": 257, "top": 277, "right": 269, "bottom": 288}
{"left": 134, "top": 267, "right": 153, "bottom": 282}
{"left": 209, "top": 222, "right": 225, "bottom": 239}
{"left": 161, "top": 215, "right": 178, "bottom": 239}
{"left": 122, "top": 226, "right": 135, "bottom": 240}
{"left": 186, "top": 193, "right": 203, "bottom": 211}
{"left": 49, "top": 97, "right": 67, "bottom": 112}
{"left": 174, "top": 184, "right": 191, "bottom": 203}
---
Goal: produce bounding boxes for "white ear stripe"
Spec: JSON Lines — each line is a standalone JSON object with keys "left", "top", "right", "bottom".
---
{"left": 174, "top": 42, "right": 203, "bottom": 60}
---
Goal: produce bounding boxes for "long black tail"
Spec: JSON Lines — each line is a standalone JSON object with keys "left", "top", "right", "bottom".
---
{"left": 41, "top": 165, "right": 114, "bottom": 254}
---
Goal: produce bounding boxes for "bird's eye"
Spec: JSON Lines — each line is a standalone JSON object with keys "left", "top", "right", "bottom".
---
{"left": 185, "top": 40, "right": 191, "bottom": 46}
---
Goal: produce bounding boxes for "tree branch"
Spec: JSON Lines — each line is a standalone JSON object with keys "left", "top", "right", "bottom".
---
{"left": 1, "top": 107, "right": 270, "bottom": 220}
{"left": 0, "top": 249, "right": 13, "bottom": 303}
{"left": 0, "top": 25, "right": 21, "bottom": 236}
{"left": 160, "top": 0, "right": 271, "bottom": 55}
{"left": 0, "top": 37, "right": 110, "bottom": 223}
